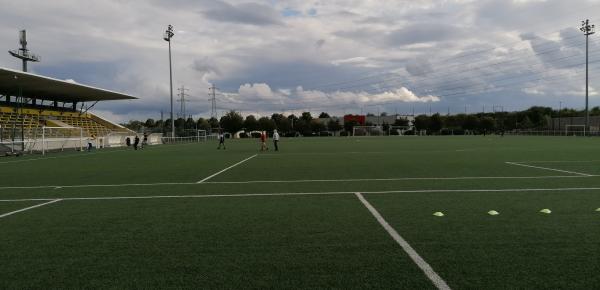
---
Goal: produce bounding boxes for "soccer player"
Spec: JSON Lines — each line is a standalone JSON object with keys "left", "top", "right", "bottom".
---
{"left": 217, "top": 130, "right": 226, "bottom": 149}
{"left": 260, "top": 131, "right": 268, "bottom": 151}
{"left": 87, "top": 134, "right": 95, "bottom": 152}
{"left": 273, "top": 129, "right": 280, "bottom": 151}
{"left": 133, "top": 135, "right": 140, "bottom": 150}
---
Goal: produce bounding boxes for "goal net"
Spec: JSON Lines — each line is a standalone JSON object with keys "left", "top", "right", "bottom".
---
{"left": 37, "top": 127, "right": 84, "bottom": 155}
{"left": 565, "top": 125, "right": 586, "bottom": 136}
{"left": 353, "top": 126, "right": 384, "bottom": 136}
{"left": 161, "top": 130, "right": 213, "bottom": 144}
{"left": 388, "top": 126, "right": 410, "bottom": 136}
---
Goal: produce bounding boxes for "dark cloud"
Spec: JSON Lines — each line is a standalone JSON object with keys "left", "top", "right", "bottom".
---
{"left": 405, "top": 57, "right": 434, "bottom": 76}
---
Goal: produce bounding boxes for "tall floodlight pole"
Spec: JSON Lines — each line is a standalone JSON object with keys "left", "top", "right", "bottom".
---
{"left": 581, "top": 20, "right": 595, "bottom": 134}
{"left": 9, "top": 30, "right": 40, "bottom": 72}
{"left": 164, "top": 25, "right": 175, "bottom": 137}
{"left": 9, "top": 30, "right": 40, "bottom": 152}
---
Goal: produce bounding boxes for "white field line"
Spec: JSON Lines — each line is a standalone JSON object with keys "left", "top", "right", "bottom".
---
{"left": 355, "top": 193, "right": 451, "bottom": 290}
{"left": 204, "top": 175, "right": 594, "bottom": 184}
{"left": 4, "top": 186, "right": 600, "bottom": 202}
{"left": 197, "top": 154, "right": 258, "bottom": 183}
{"left": 512, "top": 160, "right": 600, "bottom": 164}
{"left": 0, "top": 175, "right": 596, "bottom": 191}
{"left": 0, "top": 199, "right": 62, "bottom": 218}
{"left": 505, "top": 162, "right": 592, "bottom": 176}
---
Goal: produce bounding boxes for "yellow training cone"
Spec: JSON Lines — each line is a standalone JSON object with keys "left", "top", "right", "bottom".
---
{"left": 540, "top": 209, "right": 552, "bottom": 214}
{"left": 433, "top": 212, "right": 445, "bottom": 217}
{"left": 488, "top": 210, "right": 500, "bottom": 216}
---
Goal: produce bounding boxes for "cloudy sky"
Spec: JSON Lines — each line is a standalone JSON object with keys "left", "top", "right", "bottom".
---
{"left": 1, "top": 0, "right": 600, "bottom": 122}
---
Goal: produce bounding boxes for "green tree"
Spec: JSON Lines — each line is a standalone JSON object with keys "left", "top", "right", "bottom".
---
{"left": 318, "top": 112, "right": 330, "bottom": 118}
{"left": 393, "top": 118, "right": 409, "bottom": 127}
{"left": 344, "top": 119, "right": 359, "bottom": 132}
{"left": 144, "top": 118, "right": 156, "bottom": 128}
{"left": 243, "top": 115, "right": 259, "bottom": 131}
{"left": 311, "top": 120, "right": 326, "bottom": 133}
{"left": 327, "top": 119, "right": 343, "bottom": 132}
{"left": 429, "top": 113, "right": 443, "bottom": 133}
{"left": 258, "top": 117, "right": 276, "bottom": 131}
{"left": 413, "top": 115, "right": 430, "bottom": 132}
{"left": 219, "top": 111, "right": 244, "bottom": 133}
{"left": 301, "top": 112, "right": 313, "bottom": 122}
{"left": 463, "top": 115, "right": 480, "bottom": 131}
{"left": 479, "top": 117, "right": 496, "bottom": 132}
{"left": 197, "top": 118, "right": 210, "bottom": 131}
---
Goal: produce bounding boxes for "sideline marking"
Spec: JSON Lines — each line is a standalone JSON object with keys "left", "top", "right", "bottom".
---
{"left": 0, "top": 199, "right": 62, "bottom": 218}
{"left": 197, "top": 154, "right": 258, "bottom": 183}
{"left": 0, "top": 174, "right": 595, "bottom": 190}
{"left": 355, "top": 193, "right": 451, "bottom": 290}
{"left": 505, "top": 162, "right": 592, "bottom": 176}
{"left": 4, "top": 186, "right": 600, "bottom": 202}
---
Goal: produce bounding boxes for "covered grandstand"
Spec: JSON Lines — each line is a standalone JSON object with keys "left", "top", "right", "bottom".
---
{"left": 0, "top": 67, "right": 139, "bottom": 155}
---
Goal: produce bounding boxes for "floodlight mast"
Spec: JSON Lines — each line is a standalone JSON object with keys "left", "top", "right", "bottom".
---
{"left": 8, "top": 30, "right": 40, "bottom": 72}
{"left": 164, "top": 25, "right": 175, "bottom": 138}
{"left": 581, "top": 19, "right": 595, "bottom": 134}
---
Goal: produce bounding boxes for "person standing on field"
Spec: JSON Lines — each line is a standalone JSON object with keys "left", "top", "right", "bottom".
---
{"left": 133, "top": 135, "right": 140, "bottom": 150}
{"left": 217, "top": 130, "right": 226, "bottom": 150}
{"left": 260, "top": 131, "right": 268, "bottom": 151}
{"left": 273, "top": 129, "right": 280, "bottom": 151}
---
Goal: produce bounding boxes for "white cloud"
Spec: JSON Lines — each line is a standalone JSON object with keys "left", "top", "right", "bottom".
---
{"left": 1, "top": 0, "right": 599, "bottom": 119}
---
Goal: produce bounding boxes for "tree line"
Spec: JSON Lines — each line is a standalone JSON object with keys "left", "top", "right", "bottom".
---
{"left": 122, "top": 106, "right": 598, "bottom": 136}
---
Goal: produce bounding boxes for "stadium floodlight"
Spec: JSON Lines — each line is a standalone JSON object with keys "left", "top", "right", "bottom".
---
{"left": 8, "top": 30, "right": 40, "bottom": 72}
{"left": 581, "top": 19, "right": 595, "bottom": 134}
{"left": 164, "top": 25, "right": 175, "bottom": 138}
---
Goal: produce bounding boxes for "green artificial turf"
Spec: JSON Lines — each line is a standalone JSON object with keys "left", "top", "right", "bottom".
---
{"left": 1, "top": 136, "right": 600, "bottom": 289}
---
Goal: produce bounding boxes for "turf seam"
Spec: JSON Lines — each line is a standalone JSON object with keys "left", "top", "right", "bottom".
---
{"left": 355, "top": 192, "right": 451, "bottom": 290}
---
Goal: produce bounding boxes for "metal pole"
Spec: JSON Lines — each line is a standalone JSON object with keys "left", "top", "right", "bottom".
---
{"left": 42, "top": 126, "right": 45, "bottom": 155}
{"left": 168, "top": 40, "right": 174, "bottom": 138}
{"left": 586, "top": 31, "right": 589, "bottom": 135}
{"left": 559, "top": 101, "right": 562, "bottom": 134}
{"left": 581, "top": 19, "right": 595, "bottom": 135}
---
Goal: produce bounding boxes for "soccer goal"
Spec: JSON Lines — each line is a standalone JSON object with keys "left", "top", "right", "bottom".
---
{"left": 161, "top": 130, "right": 214, "bottom": 144}
{"left": 353, "top": 126, "right": 384, "bottom": 136}
{"left": 39, "top": 126, "right": 84, "bottom": 155}
{"left": 388, "top": 126, "right": 410, "bottom": 136}
{"left": 565, "top": 125, "right": 586, "bottom": 136}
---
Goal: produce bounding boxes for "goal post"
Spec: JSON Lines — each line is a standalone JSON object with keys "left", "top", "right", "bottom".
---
{"left": 41, "top": 126, "right": 84, "bottom": 155}
{"left": 565, "top": 125, "right": 586, "bottom": 136}
{"left": 352, "top": 126, "right": 384, "bottom": 136}
{"left": 388, "top": 126, "right": 410, "bottom": 136}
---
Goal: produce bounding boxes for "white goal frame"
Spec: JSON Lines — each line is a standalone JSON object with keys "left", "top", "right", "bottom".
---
{"left": 388, "top": 126, "right": 410, "bottom": 136}
{"left": 41, "top": 126, "right": 84, "bottom": 155}
{"left": 352, "top": 126, "right": 384, "bottom": 137}
{"left": 565, "top": 125, "right": 586, "bottom": 136}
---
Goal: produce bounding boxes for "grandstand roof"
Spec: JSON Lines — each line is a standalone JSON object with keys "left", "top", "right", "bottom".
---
{"left": 0, "top": 67, "right": 137, "bottom": 103}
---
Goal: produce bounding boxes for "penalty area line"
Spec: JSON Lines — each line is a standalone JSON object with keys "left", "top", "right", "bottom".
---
{"left": 197, "top": 154, "right": 258, "bottom": 183}
{"left": 5, "top": 186, "right": 600, "bottom": 202}
{"left": 0, "top": 174, "right": 596, "bottom": 191}
{"left": 355, "top": 193, "right": 451, "bottom": 290}
{"left": 0, "top": 199, "right": 62, "bottom": 219}
{"left": 505, "top": 162, "right": 592, "bottom": 176}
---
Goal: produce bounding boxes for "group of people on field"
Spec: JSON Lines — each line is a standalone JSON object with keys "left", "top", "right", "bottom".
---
{"left": 217, "top": 130, "right": 279, "bottom": 151}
